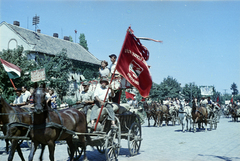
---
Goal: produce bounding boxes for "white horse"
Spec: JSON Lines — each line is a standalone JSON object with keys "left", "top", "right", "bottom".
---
{"left": 178, "top": 104, "right": 192, "bottom": 132}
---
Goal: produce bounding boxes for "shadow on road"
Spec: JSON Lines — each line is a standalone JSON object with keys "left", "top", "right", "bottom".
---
{"left": 198, "top": 154, "right": 240, "bottom": 161}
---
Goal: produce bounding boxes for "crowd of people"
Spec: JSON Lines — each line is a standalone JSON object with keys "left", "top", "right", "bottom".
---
{"left": 11, "top": 86, "right": 58, "bottom": 109}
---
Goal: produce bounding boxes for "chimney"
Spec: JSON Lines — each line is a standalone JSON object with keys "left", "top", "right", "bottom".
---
{"left": 53, "top": 33, "right": 58, "bottom": 38}
{"left": 13, "top": 21, "right": 20, "bottom": 26}
{"left": 64, "top": 36, "right": 69, "bottom": 41}
{"left": 37, "top": 29, "right": 41, "bottom": 33}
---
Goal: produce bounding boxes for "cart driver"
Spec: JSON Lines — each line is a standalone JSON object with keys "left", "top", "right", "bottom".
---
{"left": 10, "top": 88, "right": 25, "bottom": 107}
{"left": 76, "top": 81, "right": 94, "bottom": 114}
{"left": 90, "top": 78, "right": 117, "bottom": 129}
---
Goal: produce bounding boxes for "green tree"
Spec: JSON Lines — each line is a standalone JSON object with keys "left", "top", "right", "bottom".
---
{"left": 230, "top": 82, "right": 238, "bottom": 96}
{"left": 0, "top": 46, "right": 37, "bottom": 103}
{"left": 182, "top": 83, "right": 201, "bottom": 101}
{"left": 36, "top": 49, "right": 73, "bottom": 100}
{"left": 69, "top": 36, "right": 73, "bottom": 42}
{"left": 158, "top": 76, "right": 181, "bottom": 100}
{"left": 79, "top": 33, "right": 88, "bottom": 51}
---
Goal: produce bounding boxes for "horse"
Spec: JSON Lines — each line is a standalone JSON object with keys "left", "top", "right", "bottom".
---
{"left": 143, "top": 101, "right": 157, "bottom": 127}
{"left": 230, "top": 104, "right": 240, "bottom": 122}
{"left": 178, "top": 104, "right": 192, "bottom": 132}
{"left": 28, "top": 84, "right": 89, "bottom": 161}
{"left": 156, "top": 103, "right": 169, "bottom": 127}
{"left": 191, "top": 102, "right": 208, "bottom": 132}
{"left": 169, "top": 105, "right": 179, "bottom": 126}
{"left": 0, "top": 95, "right": 32, "bottom": 161}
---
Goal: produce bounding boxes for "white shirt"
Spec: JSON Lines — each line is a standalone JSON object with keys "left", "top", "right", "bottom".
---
{"left": 22, "top": 91, "right": 31, "bottom": 103}
{"left": 109, "top": 61, "right": 120, "bottom": 75}
{"left": 99, "top": 67, "right": 110, "bottom": 77}
{"left": 78, "top": 90, "right": 94, "bottom": 102}
{"left": 45, "top": 93, "right": 51, "bottom": 100}
{"left": 94, "top": 86, "right": 114, "bottom": 102}
{"left": 13, "top": 95, "right": 24, "bottom": 104}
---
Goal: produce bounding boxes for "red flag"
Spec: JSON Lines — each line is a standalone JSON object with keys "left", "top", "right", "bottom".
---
{"left": 74, "top": 30, "right": 77, "bottom": 34}
{"left": 125, "top": 91, "right": 135, "bottom": 100}
{"left": 217, "top": 96, "right": 219, "bottom": 102}
{"left": 116, "top": 27, "right": 152, "bottom": 98}
{"left": 231, "top": 97, "right": 233, "bottom": 103}
{"left": 141, "top": 98, "right": 145, "bottom": 102}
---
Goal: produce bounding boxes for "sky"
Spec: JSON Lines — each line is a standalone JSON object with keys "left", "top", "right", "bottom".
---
{"left": 0, "top": 0, "right": 239, "bottom": 94}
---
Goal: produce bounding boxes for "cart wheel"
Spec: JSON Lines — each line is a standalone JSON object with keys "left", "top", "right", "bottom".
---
{"left": 209, "top": 119, "right": 213, "bottom": 131}
{"left": 105, "top": 117, "right": 121, "bottom": 161}
{"left": 128, "top": 122, "right": 142, "bottom": 156}
{"left": 67, "top": 145, "right": 83, "bottom": 161}
{"left": 96, "top": 140, "right": 105, "bottom": 154}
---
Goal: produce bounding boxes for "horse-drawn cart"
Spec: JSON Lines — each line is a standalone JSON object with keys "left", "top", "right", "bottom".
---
{"left": 68, "top": 111, "right": 142, "bottom": 161}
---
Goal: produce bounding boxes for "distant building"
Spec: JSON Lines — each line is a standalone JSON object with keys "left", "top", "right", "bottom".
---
{"left": 0, "top": 21, "right": 101, "bottom": 101}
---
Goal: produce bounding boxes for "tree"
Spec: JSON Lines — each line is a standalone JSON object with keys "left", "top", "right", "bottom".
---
{"left": 158, "top": 76, "right": 181, "bottom": 100}
{"left": 36, "top": 49, "right": 73, "bottom": 100}
{"left": 230, "top": 82, "right": 238, "bottom": 96}
{"left": 69, "top": 36, "right": 73, "bottom": 42}
{"left": 79, "top": 33, "right": 88, "bottom": 51}
{"left": 182, "top": 83, "right": 201, "bottom": 101}
{"left": 0, "top": 46, "right": 37, "bottom": 103}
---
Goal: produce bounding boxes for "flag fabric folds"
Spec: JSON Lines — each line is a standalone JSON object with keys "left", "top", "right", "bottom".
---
{"left": 0, "top": 58, "right": 21, "bottom": 79}
{"left": 216, "top": 96, "right": 219, "bottom": 102}
{"left": 125, "top": 91, "right": 135, "bottom": 100}
{"left": 116, "top": 27, "right": 152, "bottom": 98}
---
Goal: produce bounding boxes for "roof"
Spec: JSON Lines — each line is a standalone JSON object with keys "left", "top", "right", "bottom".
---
{"left": 1, "top": 21, "right": 101, "bottom": 65}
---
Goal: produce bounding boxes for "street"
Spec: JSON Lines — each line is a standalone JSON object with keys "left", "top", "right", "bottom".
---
{"left": 0, "top": 117, "right": 239, "bottom": 161}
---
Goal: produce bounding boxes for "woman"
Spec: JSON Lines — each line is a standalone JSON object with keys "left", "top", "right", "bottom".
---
{"left": 47, "top": 89, "right": 57, "bottom": 109}
{"left": 99, "top": 60, "right": 109, "bottom": 78}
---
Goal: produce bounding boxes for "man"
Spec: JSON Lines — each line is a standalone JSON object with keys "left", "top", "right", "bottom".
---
{"left": 109, "top": 54, "right": 120, "bottom": 77}
{"left": 109, "top": 53, "right": 121, "bottom": 103}
{"left": 237, "top": 100, "right": 240, "bottom": 106}
{"left": 90, "top": 78, "right": 117, "bottom": 129}
{"left": 76, "top": 81, "right": 94, "bottom": 114}
{"left": 200, "top": 97, "right": 208, "bottom": 107}
{"left": 10, "top": 88, "right": 25, "bottom": 106}
{"left": 22, "top": 86, "right": 31, "bottom": 104}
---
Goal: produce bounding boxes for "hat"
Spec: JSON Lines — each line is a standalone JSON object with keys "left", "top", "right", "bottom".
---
{"left": 15, "top": 88, "right": 22, "bottom": 91}
{"left": 82, "top": 81, "right": 90, "bottom": 86}
{"left": 100, "top": 77, "right": 109, "bottom": 85}
{"left": 109, "top": 54, "right": 117, "bottom": 58}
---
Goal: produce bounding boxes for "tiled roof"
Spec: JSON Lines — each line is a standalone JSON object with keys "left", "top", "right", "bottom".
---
{"left": 2, "top": 22, "right": 101, "bottom": 65}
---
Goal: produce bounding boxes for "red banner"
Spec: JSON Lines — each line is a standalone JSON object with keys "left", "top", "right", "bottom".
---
{"left": 125, "top": 91, "right": 135, "bottom": 100}
{"left": 116, "top": 27, "right": 152, "bottom": 98}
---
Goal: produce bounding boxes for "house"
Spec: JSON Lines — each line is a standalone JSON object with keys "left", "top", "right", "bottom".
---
{"left": 0, "top": 21, "right": 101, "bottom": 101}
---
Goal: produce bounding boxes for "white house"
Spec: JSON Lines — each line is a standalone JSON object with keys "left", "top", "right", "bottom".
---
{"left": 0, "top": 21, "right": 101, "bottom": 102}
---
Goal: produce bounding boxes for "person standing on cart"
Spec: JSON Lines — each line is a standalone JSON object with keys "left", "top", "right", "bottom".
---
{"left": 76, "top": 81, "right": 94, "bottom": 114}
{"left": 109, "top": 53, "right": 121, "bottom": 103}
{"left": 90, "top": 77, "right": 117, "bottom": 129}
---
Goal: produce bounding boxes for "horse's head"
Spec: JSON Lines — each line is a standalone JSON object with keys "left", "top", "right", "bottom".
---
{"left": 33, "top": 84, "right": 46, "bottom": 114}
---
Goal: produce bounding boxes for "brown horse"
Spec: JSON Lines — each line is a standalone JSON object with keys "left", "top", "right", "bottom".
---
{"left": 143, "top": 102, "right": 157, "bottom": 127}
{"left": 230, "top": 104, "right": 240, "bottom": 122}
{"left": 28, "top": 85, "right": 89, "bottom": 161}
{"left": 191, "top": 102, "right": 208, "bottom": 132}
{"left": 154, "top": 103, "right": 169, "bottom": 127}
{"left": 0, "top": 95, "right": 32, "bottom": 161}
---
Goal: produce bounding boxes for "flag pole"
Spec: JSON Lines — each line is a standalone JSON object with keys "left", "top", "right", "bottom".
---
{"left": 10, "top": 79, "right": 16, "bottom": 90}
{"left": 94, "top": 27, "right": 130, "bottom": 131}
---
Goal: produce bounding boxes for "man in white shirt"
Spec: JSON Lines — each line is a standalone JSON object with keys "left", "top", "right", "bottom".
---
{"left": 90, "top": 78, "right": 117, "bottom": 129}
{"left": 76, "top": 81, "right": 94, "bottom": 114}
{"left": 22, "top": 86, "right": 31, "bottom": 104}
{"left": 10, "top": 88, "right": 25, "bottom": 106}
{"left": 109, "top": 54, "right": 120, "bottom": 77}
{"left": 109, "top": 54, "right": 121, "bottom": 103}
